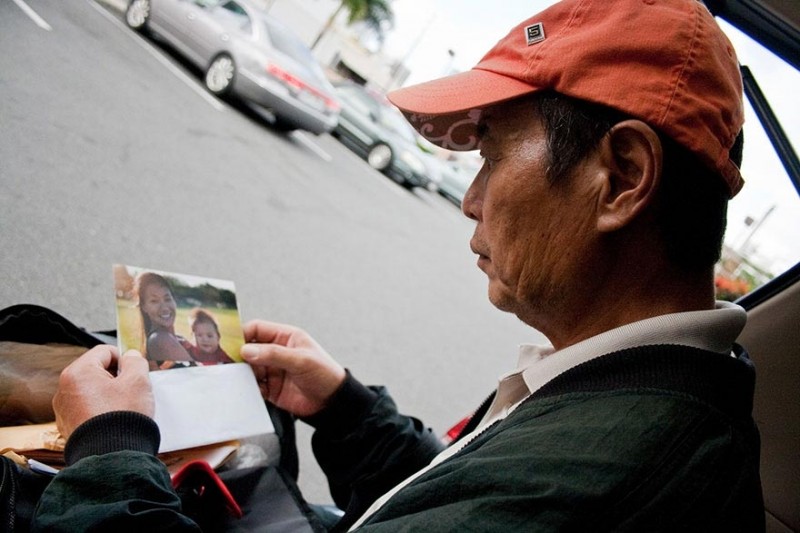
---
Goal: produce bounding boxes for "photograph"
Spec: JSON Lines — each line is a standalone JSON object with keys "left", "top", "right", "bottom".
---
{"left": 114, "top": 264, "right": 244, "bottom": 371}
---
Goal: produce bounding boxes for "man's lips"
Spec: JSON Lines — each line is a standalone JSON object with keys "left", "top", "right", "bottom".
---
{"left": 471, "top": 240, "right": 489, "bottom": 270}
{"left": 470, "top": 238, "right": 487, "bottom": 260}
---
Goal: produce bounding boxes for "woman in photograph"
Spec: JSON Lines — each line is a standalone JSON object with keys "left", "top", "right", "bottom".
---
{"left": 134, "top": 272, "right": 195, "bottom": 370}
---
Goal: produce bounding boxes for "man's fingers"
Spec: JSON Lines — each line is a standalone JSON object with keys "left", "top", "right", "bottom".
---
{"left": 61, "top": 345, "right": 119, "bottom": 380}
{"left": 240, "top": 343, "right": 305, "bottom": 372}
{"left": 243, "top": 320, "right": 298, "bottom": 345}
{"left": 118, "top": 350, "right": 150, "bottom": 377}
{"left": 83, "top": 344, "right": 120, "bottom": 368}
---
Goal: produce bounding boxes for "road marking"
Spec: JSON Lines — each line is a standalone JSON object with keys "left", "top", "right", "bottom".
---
{"left": 291, "top": 132, "right": 332, "bottom": 162}
{"left": 12, "top": 0, "right": 53, "bottom": 30}
{"left": 87, "top": 0, "right": 226, "bottom": 112}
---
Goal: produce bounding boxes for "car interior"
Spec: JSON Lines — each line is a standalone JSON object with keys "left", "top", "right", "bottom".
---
{"left": 738, "top": 265, "right": 800, "bottom": 533}
{"left": 706, "top": 1, "right": 800, "bottom": 531}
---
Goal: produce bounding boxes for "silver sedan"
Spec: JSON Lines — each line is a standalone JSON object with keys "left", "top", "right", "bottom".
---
{"left": 125, "top": 0, "right": 341, "bottom": 134}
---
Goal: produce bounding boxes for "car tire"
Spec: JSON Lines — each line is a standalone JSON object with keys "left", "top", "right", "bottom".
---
{"left": 270, "top": 116, "right": 297, "bottom": 133}
{"left": 367, "top": 143, "right": 393, "bottom": 171}
{"left": 125, "top": 0, "right": 151, "bottom": 32}
{"left": 205, "top": 54, "right": 236, "bottom": 96}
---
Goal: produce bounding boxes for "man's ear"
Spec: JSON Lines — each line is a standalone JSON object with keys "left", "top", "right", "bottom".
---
{"left": 594, "top": 120, "right": 662, "bottom": 233}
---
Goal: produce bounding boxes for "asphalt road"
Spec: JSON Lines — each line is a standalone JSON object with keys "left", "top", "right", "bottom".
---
{"left": 0, "top": 0, "right": 544, "bottom": 503}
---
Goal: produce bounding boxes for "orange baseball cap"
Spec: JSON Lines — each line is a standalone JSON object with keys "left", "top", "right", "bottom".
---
{"left": 388, "top": 0, "right": 745, "bottom": 197}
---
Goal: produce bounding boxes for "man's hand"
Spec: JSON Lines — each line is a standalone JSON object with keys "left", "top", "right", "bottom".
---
{"left": 240, "top": 320, "right": 346, "bottom": 418}
{"left": 53, "top": 345, "right": 154, "bottom": 439}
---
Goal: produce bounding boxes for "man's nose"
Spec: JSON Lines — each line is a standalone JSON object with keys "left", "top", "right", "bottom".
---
{"left": 461, "top": 175, "right": 483, "bottom": 222}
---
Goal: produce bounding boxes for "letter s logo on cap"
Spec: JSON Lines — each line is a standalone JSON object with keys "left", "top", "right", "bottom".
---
{"left": 525, "top": 22, "right": 545, "bottom": 45}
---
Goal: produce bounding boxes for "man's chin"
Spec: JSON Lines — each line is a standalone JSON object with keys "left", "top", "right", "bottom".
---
{"left": 487, "top": 286, "right": 515, "bottom": 314}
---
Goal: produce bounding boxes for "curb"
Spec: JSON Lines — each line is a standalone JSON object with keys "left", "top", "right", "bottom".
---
{"left": 98, "top": 0, "right": 127, "bottom": 13}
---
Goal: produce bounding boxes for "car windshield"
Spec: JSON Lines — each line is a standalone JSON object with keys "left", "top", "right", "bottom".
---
{"left": 380, "top": 109, "right": 417, "bottom": 144}
{"left": 340, "top": 84, "right": 418, "bottom": 143}
{"left": 339, "top": 86, "right": 380, "bottom": 118}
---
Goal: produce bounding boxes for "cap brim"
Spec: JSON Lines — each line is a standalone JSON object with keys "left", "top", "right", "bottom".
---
{"left": 387, "top": 69, "right": 541, "bottom": 151}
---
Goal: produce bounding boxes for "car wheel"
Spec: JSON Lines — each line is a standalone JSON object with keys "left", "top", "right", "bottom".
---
{"left": 125, "top": 0, "right": 151, "bottom": 32}
{"left": 367, "top": 143, "right": 392, "bottom": 171}
{"left": 205, "top": 54, "right": 235, "bottom": 96}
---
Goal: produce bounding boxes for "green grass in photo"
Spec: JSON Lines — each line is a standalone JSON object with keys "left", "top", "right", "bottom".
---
{"left": 117, "top": 299, "right": 244, "bottom": 362}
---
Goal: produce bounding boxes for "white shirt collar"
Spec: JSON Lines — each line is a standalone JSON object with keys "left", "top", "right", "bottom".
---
{"left": 486, "top": 300, "right": 747, "bottom": 423}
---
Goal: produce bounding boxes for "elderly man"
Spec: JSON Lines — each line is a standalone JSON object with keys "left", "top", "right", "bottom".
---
{"left": 33, "top": 0, "right": 763, "bottom": 531}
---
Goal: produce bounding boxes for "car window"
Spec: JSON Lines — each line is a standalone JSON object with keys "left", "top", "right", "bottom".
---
{"left": 219, "top": 0, "right": 245, "bottom": 15}
{"left": 716, "top": 21, "right": 800, "bottom": 301}
{"left": 216, "top": 1, "right": 251, "bottom": 33}
{"left": 338, "top": 86, "right": 381, "bottom": 118}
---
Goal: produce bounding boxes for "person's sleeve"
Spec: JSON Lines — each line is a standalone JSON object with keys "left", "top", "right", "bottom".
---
{"left": 303, "top": 371, "right": 445, "bottom": 530}
{"left": 31, "top": 412, "right": 201, "bottom": 532}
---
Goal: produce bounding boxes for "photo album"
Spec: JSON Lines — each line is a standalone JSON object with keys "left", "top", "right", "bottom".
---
{"left": 114, "top": 264, "right": 273, "bottom": 454}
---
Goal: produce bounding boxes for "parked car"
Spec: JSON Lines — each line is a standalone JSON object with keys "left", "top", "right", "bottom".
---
{"left": 124, "top": 0, "right": 340, "bottom": 134}
{"left": 435, "top": 156, "right": 481, "bottom": 208}
{"left": 331, "top": 83, "right": 431, "bottom": 189}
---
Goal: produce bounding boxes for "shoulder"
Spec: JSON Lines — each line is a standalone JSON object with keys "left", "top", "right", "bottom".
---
{"left": 146, "top": 331, "right": 192, "bottom": 361}
{"left": 417, "top": 392, "right": 754, "bottom": 527}
{"left": 147, "top": 331, "right": 180, "bottom": 350}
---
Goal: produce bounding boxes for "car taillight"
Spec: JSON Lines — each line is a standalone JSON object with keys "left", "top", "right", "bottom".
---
{"left": 324, "top": 97, "right": 340, "bottom": 113}
{"left": 265, "top": 63, "right": 304, "bottom": 92}
{"left": 265, "top": 63, "right": 339, "bottom": 113}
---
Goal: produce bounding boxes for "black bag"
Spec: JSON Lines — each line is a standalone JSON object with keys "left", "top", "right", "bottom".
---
{"left": 0, "top": 455, "right": 53, "bottom": 533}
{"left": 0, "top": 304, "right": 327, "bottom": 532}
{"left": 0, "top": 303, "right": 113, "bottom": 348}
{"left": 173, "top": 461, "right": 327, "bottom": 532}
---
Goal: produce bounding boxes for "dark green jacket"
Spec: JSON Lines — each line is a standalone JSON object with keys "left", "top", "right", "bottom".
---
{"left": 31, "top": 345, "right": 764, "bottom": 532}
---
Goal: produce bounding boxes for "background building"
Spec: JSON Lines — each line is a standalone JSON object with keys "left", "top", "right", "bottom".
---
{"left": 262, "top": 0, "right": 410, "bottom": 91}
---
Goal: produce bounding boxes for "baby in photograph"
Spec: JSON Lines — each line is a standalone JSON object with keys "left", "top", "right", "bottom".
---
{"left": 188, "top": 308, "right": 234, "bottom": 365}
